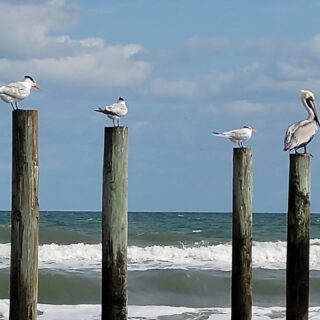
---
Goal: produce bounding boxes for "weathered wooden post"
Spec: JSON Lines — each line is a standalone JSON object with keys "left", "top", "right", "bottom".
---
{"left": 10, "top": 110, "right": 39, "bottom": 320}
{"left": 101, "top": 127, "right": 128, "bottom": 320}
{"left": 231, "top": 147, "right": 252, "bottom": 320}
{"left": 286, "top": 154, "right": 310, "bottom": 320}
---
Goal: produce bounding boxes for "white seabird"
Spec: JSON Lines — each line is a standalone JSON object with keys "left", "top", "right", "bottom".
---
{"left": 284, "top": 90, "right": 320, "bottom": 154}
{"left": 212, "top": 126, "right": 256, "bottom": 148}
{"left": 94, "top": 97, "right": 128, "bottom": 127}
{"left": 0, "top": 75, "right": 41, "bottom": 110}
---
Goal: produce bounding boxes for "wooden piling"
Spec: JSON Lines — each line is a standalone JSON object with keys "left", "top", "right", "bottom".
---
{"left": 286, "top": 154, "right": 310, "bottom": 320}
{"left": 101, "top": 127, "right": 128, "bottom": 320}
{"left": 10, "top": 110, "right": 39, "bottom": 320}
{"left": 231, "top": 147, "right": 252, "bottom": 320}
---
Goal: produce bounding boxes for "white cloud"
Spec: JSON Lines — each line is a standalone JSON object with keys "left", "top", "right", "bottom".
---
{"left": 225, "top": 100, "right": 265, "bottom": 116}
{"left": 0, "top": 1, "right": 78, "bottom": 58}
{"left": 277, "top": 63, "right": 319, "bottom": 80}
{"left": 207, "top": 62, "right": 264, "bottom": 95}
{"left": 187, "top": 36, "right": 232, "bottom": 51}
{"left": 308, "top": 34, "right": 320, "bottom": 54}
{"left": 0, "top": 1, "right": 152, "bottom": 88}
{"left": 2, "top": 1, "right": 320, "bottom": 100}
{"left": 0, "top": 45, "right": 151, "bottom": 88}
{"left": 55, "top": 36, "right": 105, "bottom": 50}
{"left": 151, "top": 78, "right": 199, "bottom": 98}
{"left": 206, "top": 100, "right": 265, "bottom": 117}
{"left": 187, "top": 35, "right": 279, "bottom": 53}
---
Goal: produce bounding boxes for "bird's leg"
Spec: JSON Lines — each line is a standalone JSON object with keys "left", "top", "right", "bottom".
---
{"left": 303, "top": 145, "right": 312, "bottom": 156}
{"left": 10, "top": 103, "right": 15, "bottom": 110}
{"left": 15, "top": 102, "right": 19, "bottom": 110}
{"left": 112, "top": 119, "right": 115, "bottom": 127}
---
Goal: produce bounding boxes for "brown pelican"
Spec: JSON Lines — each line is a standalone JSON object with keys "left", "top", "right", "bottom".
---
{"left": 212, "top": 126, "right": 256, "bottom": 148}
{"left": 0, "top": 75, "right": 41, "bottom": 110}
{"left": 284, "top": 90, "right": 320, "bottom": 154}
{"left": 94, "top": 97, "right": 128, "bottom": 127}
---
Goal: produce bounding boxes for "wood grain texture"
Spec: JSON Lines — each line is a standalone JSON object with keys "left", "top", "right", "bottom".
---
{"left": 286, "top": 154, "right": 311, "bottom": 320}
{"left": 232, "top": 147, "right": 253, "bottom": 320}
{"left": 10, "top": 110, "right": 39, "bottom": 320}
{"left": 101, "top": 127, "right": 128, "bottom": 320}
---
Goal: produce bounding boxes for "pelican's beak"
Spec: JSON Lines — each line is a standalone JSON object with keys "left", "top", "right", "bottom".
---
{"left": 34, "top": 83, "right": 41, "bottom": 90}
{"left": 313, "top": 105, "right": 320, "bottom": 127}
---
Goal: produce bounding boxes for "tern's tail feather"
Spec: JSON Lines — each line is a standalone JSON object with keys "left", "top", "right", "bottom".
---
{"left": 212, "top": 132, "right": 225, "bottom": 137}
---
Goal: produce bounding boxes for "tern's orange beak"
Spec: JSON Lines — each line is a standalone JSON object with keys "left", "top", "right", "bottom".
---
{"left": 34, "top": 83, "right": 41, "bottom": 90}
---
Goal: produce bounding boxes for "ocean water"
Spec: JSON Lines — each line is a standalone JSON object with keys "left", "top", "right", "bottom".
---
{"left": 0, "top": 211, "right": 320, "bottom": 319}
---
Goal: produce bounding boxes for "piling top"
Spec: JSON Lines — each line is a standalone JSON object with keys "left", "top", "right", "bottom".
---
{"left": 105, "top": 126, "right": 128, "bottom": 130}
{"left": 233, "top": 147, "right": 253, "bottom": 157}
{"left": 13, "top": 109, "right": 38, "bottom": 112}
{"left": 289, "top": 153, "right": 311, "bottom": 159}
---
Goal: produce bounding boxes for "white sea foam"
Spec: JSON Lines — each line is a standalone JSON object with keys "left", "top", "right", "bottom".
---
{"left": 1, "top": 240, "right": 320, "bottom": 271}
{"left": 0, "top": 300, "right": 319, "bottom": 320}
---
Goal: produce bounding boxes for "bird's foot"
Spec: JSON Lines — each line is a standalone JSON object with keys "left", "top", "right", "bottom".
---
{"left": 304, "top": 150, "right": 314, "bottom": 157}
{"left": 294, "top": 149, "right": 312, "bottom": 157}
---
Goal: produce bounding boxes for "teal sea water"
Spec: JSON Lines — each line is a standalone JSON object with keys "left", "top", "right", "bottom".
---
{"left": 0, "top": 211, "right": 320, "bottom": 319}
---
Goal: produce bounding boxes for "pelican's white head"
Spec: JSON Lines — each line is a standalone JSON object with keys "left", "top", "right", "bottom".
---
{"left": 301, "top": 89, "right": 315, "bottom": 101}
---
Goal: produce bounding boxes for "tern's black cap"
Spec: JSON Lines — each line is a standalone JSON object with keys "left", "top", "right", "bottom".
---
{"left": 24, "top": 75, "right": 35, "bottom": 83}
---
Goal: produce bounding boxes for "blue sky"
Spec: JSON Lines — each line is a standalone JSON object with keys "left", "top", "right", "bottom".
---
{"left": 1, "top": 0, "right": 320, "bottom": 212}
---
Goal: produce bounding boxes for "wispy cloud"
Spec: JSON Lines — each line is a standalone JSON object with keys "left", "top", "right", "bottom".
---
{"left": 186, "top": 35, "right": 279, "bottom": 53}
{"left": 0, "top": 1, "right": 152, "bottom": 88}
{"left": 151, "top": 78, "right": 199, "bottom": 98}
{"left": 0, "top": 1, "right": 78, "bottom": 58}
{"left": 2, "top": 1, "right": 320, "bottom": 104}
{"left": 225, "top": 100, "right": 265, "bottom": 116}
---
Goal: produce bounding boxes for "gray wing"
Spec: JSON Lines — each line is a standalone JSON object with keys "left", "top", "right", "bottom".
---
{"left": 284, "top": 120, "right": 317, "bottom": 150}
{"left": 284, "top": 122, "right": 300, "bottom": 150}
{"left": 103, "top": 102, "right": 127, "bottom": 116}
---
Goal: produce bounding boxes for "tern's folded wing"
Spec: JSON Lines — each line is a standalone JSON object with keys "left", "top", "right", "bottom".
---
{"left": 0, "top": 83, "right": 28, "bottom": 99}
